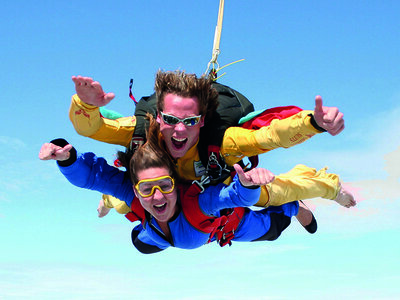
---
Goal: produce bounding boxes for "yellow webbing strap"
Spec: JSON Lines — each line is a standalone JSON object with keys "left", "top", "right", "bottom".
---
{"left": 205, "top": 0, "right": 225, "bottom": 78}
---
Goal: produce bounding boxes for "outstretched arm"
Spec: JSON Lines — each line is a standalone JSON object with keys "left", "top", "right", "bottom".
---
{"left": 313, "top": 95, "right": 344, "bottom": 136}
{"left": 71, "top": 75, "right": 115, "bottom": 107}
{"left": 39, "top": 139, "right": 135, "bottom": 206}
{"left": 69, "top": 76, "right": 136, "bottom": 147}
{"left": 221, "top": 97, "right": 346, "bottom": 166}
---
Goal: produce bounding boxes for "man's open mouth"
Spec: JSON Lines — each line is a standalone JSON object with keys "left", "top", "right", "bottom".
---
{"left": 171, "top": 137, "right": 187, "bottom": 149}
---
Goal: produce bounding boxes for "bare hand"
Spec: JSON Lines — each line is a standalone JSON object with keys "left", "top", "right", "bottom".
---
{"left": 233, "top": 164, "right": 275, "bottom": 187}
{"left": 71, "top": 75, "right": 115, "bottom": 107}
{"left": 38, "top": 143, "right": 72, "bottom": 161}
{"left": 313, "top": 95, "right": 344, "bottom": 136}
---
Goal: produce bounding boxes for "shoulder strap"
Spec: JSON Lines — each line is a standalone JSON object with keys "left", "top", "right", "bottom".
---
{"left": 129, "top": 93, "right": 158, "bottom": 151}
{"left": 179, "top": 183, "right": 217, "bottom": 233}
{"left": 198, "top": 82, "right": 255, "bottom": 182}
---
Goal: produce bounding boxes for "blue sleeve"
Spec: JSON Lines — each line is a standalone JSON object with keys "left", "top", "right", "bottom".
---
{"left": 58, "top": 152, "right": 135, "bottom": 207}
{"left": 199, "top": 174, "right": 261, "bottom": 215}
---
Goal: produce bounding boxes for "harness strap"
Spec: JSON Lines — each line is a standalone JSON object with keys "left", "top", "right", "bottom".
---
{"left": 181, "top": 183, "right": 220, "bottom": 233}
{"left": 205, "top": 0, "right": 224, "bottom": 79}
{"left": 181, "top": 182, "right": 246, "bottom": 247}
{"left": 248, "top": 156, "right": 259, "bottom": 170}
{"left": 125, "top": 198, "right": 146, "bottom": 225}
{"left": 210, "top": 0, "right": 224, "bottom": 65}
{"left": 208, "top": 207, "right": 246, "bottom": 247}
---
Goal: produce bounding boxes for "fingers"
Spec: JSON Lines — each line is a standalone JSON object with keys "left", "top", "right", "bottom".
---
{"left": 320, "top": 109, "right": 344, "bottom": 135}
{"left": 314, "top": 95, "right": 323, "bottom": 114}
{"left": 322, "top": 106, "right": 339, "bottom": 122}
{"left": 234, "top": 164, "right": 275, "bottom": 187}
{"left": 327, "top": 115, "right": 344, "bottom": 135}
{"left": 248, "top": 169, "right": 275, "bottom": 186}
{"left": 233, "top": 163, "right": 246, "bottom": 178}
{"left": 104, "top": 92, "right": 115, "bottom": 102}
{"left": 57, "top": 144, "right": 73, "bottom": 156}
{"left": 72, "top": 75, "right": 94, "bottom": 87}
{"left": 39, "top": 143, "right": 60, "bottom": 160}
{"left": 38, "top": 143, "right": 72, "bottom": 161}
{"left": 38, "top": 143, "right": 53, "bottom": 160}
{"left": 313, "top": 95, "right": 345, "bottom": 136}
{"left": 91, "top": 81, "right": 115, "bottom": 101}
{"left": 72, "top": 75, "right": 114, "bottom": 106}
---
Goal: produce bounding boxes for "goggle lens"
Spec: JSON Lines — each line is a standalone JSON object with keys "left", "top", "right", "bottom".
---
{"left": 161, "top": 112, "right": 201, "bottom": 127}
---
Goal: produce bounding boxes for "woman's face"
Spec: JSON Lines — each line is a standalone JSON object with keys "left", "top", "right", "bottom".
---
{"left": 134, "top": 166, "right": 178, "bottom": 223}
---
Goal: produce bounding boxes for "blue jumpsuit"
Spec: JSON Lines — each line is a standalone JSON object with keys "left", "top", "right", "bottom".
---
{"left": 58, "top": 147, "right": 298, "bottom": 254}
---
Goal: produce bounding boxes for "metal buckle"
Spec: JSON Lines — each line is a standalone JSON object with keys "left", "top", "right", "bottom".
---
{"left": 207, "top": 152, "right": 222, "bottom": 180}
{"left": 129, "top": 136, "right": 144, "bottom": 152}
{"left": 192, "top": 175, "right": 210, "bottom": 193}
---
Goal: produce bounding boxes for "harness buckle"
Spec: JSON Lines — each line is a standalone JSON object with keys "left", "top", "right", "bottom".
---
{"left": 129, "top": 136, "right": 145, "bottom": 152}
{"left": 207, "top": 152, "right": 223, "bottom": 180}
{"left": 192, "top": 175, "right": 211, "bottom": 193}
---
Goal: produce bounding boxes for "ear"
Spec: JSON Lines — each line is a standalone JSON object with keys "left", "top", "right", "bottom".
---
{"left": 199, "top": 115, "right": 205, "bottom": 127}
{"left": 133, "top": 186, "right": 139, "bottom": 198}
{"left": 156, "top": 113, "right": 161, "bottom": 124}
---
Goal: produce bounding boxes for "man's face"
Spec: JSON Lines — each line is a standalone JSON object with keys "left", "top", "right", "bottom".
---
{"left": 134, "top": 167, "right": 178, "bottom": 223}
{"left": 157, "top": 93, "right": 204, "bottom": 159}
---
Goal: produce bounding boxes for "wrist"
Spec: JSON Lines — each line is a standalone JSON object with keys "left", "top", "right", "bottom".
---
{"left": 308, "top": 113, "right": 327, "bottom": 132}
{"left": 50, "top": 138, "right": 77, "bottom": 167}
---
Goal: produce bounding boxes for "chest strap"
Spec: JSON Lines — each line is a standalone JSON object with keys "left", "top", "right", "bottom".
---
{"left": 182, "top": 182, "right": 246, "bottom": 247}
{"left": 125, "top": 197, "right": 146, "bottom": 225}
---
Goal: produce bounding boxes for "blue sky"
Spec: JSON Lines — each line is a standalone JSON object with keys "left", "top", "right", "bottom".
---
{"left": 1, "top": 1, "right": 399, "bottom": 299}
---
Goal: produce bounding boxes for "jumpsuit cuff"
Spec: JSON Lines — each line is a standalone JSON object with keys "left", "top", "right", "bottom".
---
{"left": 50, "top": 138, "right": 77, "bottom": 167}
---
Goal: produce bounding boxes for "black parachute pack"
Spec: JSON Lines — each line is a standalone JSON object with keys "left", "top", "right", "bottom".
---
{"left": 130, "top": 82, "right": 255, "bottom": 184}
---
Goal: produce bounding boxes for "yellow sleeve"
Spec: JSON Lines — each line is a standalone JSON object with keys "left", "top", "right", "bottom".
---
{"left": 221, "top": 110, "right": 322, "bottom": 165}
{"left": 102, "top": 194, "right": 131, "bottom": 214}
{"left": 69, "top": 94, "right": 136, "bottom": 148}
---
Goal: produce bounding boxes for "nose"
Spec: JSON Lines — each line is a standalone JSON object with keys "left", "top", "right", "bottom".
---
{"left": 174, "top": 122, "right": 186, "bottom": 132}
{"left": 152, "top": 188, "right": 164, "bottom": 200}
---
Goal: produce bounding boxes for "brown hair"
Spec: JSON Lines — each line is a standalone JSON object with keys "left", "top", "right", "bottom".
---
{"left": 129, "top": 115, "right": 177, "bottom": 185}
{"left": 155, "top": 70, "right": 219, "bottom": 119}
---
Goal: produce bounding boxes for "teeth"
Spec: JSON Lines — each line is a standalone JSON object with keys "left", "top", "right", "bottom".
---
{"left": 154, "top": 204, "right": 165, "bottom": 208}
{"left": 172, "top": 137, "right": 186, "bottom": 142}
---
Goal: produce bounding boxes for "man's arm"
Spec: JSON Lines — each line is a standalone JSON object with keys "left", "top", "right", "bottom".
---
{"left": 221, "top": 96, "right": 344, "bottom": 165}
{"left": 69, "top": 76, "right": 136, "bottom": 148}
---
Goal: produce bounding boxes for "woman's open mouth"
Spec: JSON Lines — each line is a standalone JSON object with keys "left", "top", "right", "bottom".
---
{"left": 154, "top": 203, "right": 167, "bottom": 213}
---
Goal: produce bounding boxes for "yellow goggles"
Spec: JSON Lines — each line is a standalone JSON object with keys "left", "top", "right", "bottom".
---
{"left": 135, "top": 175, "right": 175, "bottom": 198}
